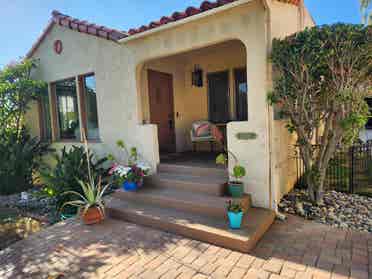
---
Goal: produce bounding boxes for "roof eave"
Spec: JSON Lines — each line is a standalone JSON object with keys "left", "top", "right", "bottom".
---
{"left": 26, "top": 20, "right": 55, "bottom": 59}
{"left": 119, "top": 0, "right": 254, "bottom": 44}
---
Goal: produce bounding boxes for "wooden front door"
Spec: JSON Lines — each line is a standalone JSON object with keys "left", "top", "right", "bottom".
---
{"left": 207, "top": 71, "right": 230, "bottom": 123}
{"left": 148, "top": 70, "right": 176, "bottom": 153}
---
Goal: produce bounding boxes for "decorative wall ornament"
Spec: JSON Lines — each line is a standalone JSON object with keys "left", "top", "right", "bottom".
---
{"left": 53, "top": 40, "right": 63, "bottom": 55}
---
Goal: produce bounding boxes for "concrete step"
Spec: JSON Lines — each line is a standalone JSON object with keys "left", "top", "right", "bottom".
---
{"left": 112, "top": 188, "right": 251, "bottom": 218}
{"left": 145, "top": 172, "right": 226, "bottom": 196}
{"left": 106, "top": 196, "right": 276, "bottom": 253}
{"left": 158, "top": 163, "right": 227, "bottom": 178}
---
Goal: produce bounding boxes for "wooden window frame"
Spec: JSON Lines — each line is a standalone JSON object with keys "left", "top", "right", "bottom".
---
{"left": 49, "top": 77, "right": 81, "bottom": 142}
{"left": 78, "top": 73, "right": 100, "bottom": 142}
{"left": 47, "top": 73, "right": 99, "bottom": 143}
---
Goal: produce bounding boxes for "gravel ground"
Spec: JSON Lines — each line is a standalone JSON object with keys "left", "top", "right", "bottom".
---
{"left": 279, "top": 189, "right": 372, "bottom": 233}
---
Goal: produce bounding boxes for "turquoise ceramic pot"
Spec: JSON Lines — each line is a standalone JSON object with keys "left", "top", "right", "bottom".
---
{"left": 227, "top": 211, "right": 243, "bottom": 229}
{"left": 228, "top": 182, "right": 244, "bottom": 198}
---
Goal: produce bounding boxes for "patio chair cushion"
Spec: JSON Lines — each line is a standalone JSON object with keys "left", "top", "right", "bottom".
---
{"left": 192, "top": 121, "right": 211, "bottom": 137}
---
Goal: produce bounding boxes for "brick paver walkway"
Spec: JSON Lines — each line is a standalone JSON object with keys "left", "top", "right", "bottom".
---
{"left": 0, "top": 215, "right": 371, "bottom": 279}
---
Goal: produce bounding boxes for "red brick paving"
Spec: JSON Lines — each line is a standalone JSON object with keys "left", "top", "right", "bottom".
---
{"left": 0, "top": 215, "right": 370, "bottom": 279}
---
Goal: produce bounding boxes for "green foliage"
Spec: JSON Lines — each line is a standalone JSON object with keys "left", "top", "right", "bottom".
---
{"left": 216, "top": 153, "right": 227, "bottom": 165}
{"left": 0, "top": 59, "right": 46, "bottom": 137}
{"left": 232, "top": 165, "right": 246, "bottom": 180}
{"left": 61, "top": 177, "right": 110, "bottom": 217}
{"left": 61, "top": 138, "right": 111, "bottom": 217}
{"left": 110, "top": 139, "right": 138, "bottom": 165}
{"left": 0, "top": 60, "right": 49, "bottom": 195}
{"left": 40, "top": 146, "right": 108, "bottom": 211}
{"left": 0, "top": 129, "right": 50, "bottom": 195}
{"left": 270, "top": 24, "right": 371, "bottom": 203}
{"left": 216, "top": 152, "right": 246, "bottom": 181}
{"left": 226, "top": 200, "right": 243, "bottom": 213}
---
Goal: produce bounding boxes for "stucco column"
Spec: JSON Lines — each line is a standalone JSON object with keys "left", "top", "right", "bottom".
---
{"left": 227, "top": 38, "right": 271, "bottom": 208}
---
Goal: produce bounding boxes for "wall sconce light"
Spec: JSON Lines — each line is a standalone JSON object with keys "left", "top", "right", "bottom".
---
{"left": 192, "top": 65, "right": 203, "bottom": 87}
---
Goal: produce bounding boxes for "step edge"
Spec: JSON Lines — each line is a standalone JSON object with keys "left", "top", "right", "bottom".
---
{"left": 106, "top": 202, "right": 275, "bottom": 253}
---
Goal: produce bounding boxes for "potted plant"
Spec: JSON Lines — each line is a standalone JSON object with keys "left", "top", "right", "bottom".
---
{"left": 60, "top": 130, "right": 110, "bottom": 225}
{"left": 109, "top": 163, "right": 149, "bottom": 191}
{"left": 216, "top": 152, "right": 246, "bottom": 198}
{"left": 61, "top": 177, "right": 110, "bottom": 225}
{"left": 108, "top": 140, "right": 150, "bottom": 191}
{"left": 226, "top": 200, "right": 244, "bottom": 229}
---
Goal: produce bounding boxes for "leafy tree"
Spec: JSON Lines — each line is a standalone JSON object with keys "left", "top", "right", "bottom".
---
{"left": 0, "top": 59, "right": 46, "bottom": 138}
{"left": 269, "top": 24, "right": 372, "bottom": 203}
{"left": 360, "top": 0, "right": 372, "bottom": 25}
{"left": 0, "top": 59, "right": 49, "bottom": 195}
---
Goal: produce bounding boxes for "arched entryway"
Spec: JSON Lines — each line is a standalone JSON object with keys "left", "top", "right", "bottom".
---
{"left": 138, "top": 39, "right": 248, "bottom": 166}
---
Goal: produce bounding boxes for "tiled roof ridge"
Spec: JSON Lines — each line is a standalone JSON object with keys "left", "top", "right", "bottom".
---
{"left": 51, "top": 10, "right": 128, "bottom": 41}
{"left": 127, "top": 0, "right": 300, "bottom": 36}
{"left": 26, "top": 11, "right": 128, "bottom": 58}
{"left": 26, "top": 0, "right": 300, "bottom": 58}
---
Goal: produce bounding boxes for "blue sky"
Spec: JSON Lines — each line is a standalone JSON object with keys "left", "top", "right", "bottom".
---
{"left": 0, "top": 0, "right": 363, "bottom": 68}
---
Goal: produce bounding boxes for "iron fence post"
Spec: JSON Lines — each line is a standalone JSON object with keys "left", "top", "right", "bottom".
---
{"left": 349, "top": 145, "right": 354, "bottom": 194}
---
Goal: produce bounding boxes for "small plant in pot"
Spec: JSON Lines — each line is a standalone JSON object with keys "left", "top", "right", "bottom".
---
{"left": 109, "top": 164, "right": 149, "bottom": 191}
{"left": 60, "top": 131, "right": 110, "bottom": 225}
{"left": 108, "top": 140, "right": 150, "bottom": 191}
{"left": 226, "top": 200, "right": 244, "bottom": 229}
{"left": 216, "top": 152, "right": 246, "bottom": 198}
{"left": 61, "top": 177, "right": 110, "bottom": 225}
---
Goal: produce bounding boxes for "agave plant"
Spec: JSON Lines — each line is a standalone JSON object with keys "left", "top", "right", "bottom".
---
{"left": 61, "top": 177, "right": 110, "bottom": 217}
{"left": 60, "top": 130, "right": 110, "bottom": 219}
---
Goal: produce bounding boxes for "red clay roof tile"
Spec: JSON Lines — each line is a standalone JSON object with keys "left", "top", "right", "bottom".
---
{"left": 26, "top": 0, "right": 300, "bottom": 58}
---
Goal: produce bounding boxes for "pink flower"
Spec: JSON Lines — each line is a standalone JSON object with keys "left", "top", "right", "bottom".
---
{"left": 108, "top": 163, "right": 119, "bottom": 175}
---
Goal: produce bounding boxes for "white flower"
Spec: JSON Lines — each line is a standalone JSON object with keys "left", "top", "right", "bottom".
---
{"left": 114, "top": 165, "right": 131, "bottom": 177}
{"left": 137, "top": 162, "right": 150, "bottom": 171}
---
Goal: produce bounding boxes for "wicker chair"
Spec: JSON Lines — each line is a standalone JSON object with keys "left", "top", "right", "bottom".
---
{"left": 190, "top": 121, "right": 216, "bottom": 152}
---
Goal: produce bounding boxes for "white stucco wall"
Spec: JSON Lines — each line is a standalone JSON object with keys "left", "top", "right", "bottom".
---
{"left": 30, "top": 23, "right": 159, "bottom": 170}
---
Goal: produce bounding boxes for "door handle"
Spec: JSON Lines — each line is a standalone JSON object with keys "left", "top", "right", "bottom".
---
{"left": 168, "top": 119, "right": 173, "bottom": 129}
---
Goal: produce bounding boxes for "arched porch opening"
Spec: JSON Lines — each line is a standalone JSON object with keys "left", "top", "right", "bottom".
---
{"left": 136, "top": 39, "right": 248, "bottom": 165}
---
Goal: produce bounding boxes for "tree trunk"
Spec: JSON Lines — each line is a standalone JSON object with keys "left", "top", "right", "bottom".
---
{"left": 305, "top": 164, "right": 327, "bottom": 204}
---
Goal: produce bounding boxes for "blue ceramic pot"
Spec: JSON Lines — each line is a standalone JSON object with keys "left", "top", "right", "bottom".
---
{"left": 123, "top": 181, "right": 138, "bottom": 191}
{"left": 227, "top": 211, "right": 243, "bottom": 229}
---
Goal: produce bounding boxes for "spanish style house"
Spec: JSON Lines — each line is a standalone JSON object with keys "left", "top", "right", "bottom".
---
{"left": 26, "top": 0, "right": 315, "bottom": 251}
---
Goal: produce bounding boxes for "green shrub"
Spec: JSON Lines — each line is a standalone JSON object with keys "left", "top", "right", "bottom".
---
{"left": 40, "top": 145, "right": 108, "bottom": 212}
{"left": 0, "top": 59, "right": 48, "bottom": 195}
{"left": 0, "top": 129, "right": 50, "bottom": 195}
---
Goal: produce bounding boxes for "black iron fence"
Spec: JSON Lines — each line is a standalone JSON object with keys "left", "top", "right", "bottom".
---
{"left": 294, "top": 141, "right": 372, "bottom": 197}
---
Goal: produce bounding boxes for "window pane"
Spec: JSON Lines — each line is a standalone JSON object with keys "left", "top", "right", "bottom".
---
{"left": 55, "top": 78, "right": 80, "bottom": 140}
{"left": 83, "top": 75, "right": 100, "bottom": 140}
{"left": 235, "top": 69, "right": 248, "bottom": 121}
{"left": 40, "top": 89, "right": 52, "bottom": 140}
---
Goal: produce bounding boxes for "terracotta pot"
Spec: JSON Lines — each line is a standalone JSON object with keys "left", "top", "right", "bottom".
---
{"left": 82, "top": 206, "right": 104, "bottom": 225}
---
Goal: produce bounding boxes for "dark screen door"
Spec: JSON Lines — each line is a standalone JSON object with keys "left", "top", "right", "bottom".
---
{"left": 208, "top": 71, "right": 229, "bottom": 123}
